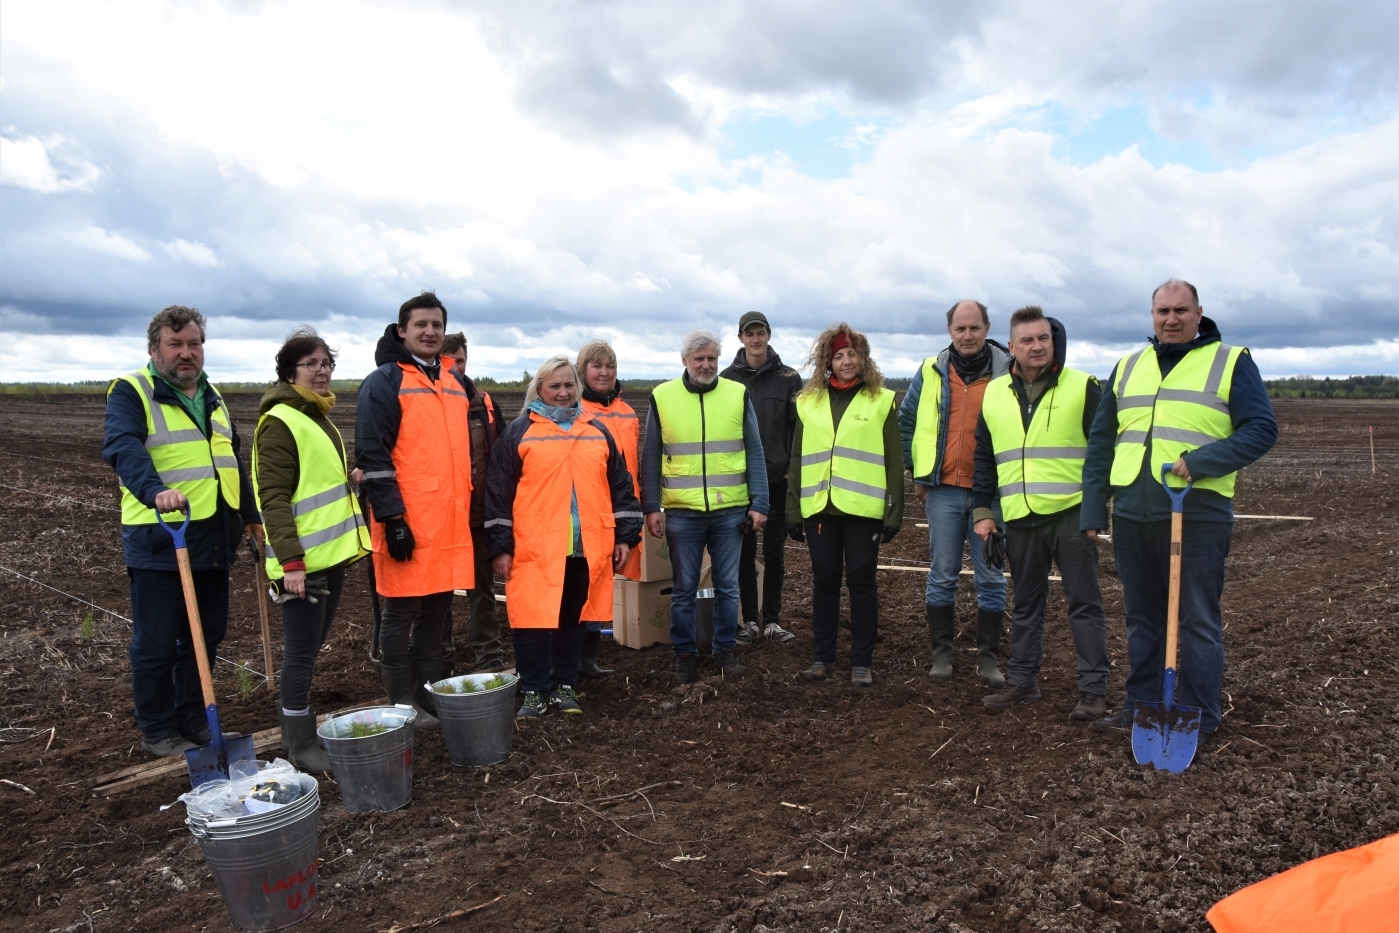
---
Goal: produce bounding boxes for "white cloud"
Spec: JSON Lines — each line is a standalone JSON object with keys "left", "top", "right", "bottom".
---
{"left": 162, "top": 238, "right": 223, "bottom": 267}
{"left": 66, "top": 225, "right": 150, "bottom": 262}
{"left": 0, "top": 134, "right": 103, "bottom": 192}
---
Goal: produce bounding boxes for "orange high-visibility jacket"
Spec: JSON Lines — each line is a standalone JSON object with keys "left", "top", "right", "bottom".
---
{"left": 580, "top": 394, "right": 642, "bottom": 581}
{"left": 484, "top": 409, "right": 643, "bottom": 629}
{"left": 366, "top": 363, "right": 475, "bottom": 596}
{"left": 1207, "top": 831, "right": 1399, "bottom": 933}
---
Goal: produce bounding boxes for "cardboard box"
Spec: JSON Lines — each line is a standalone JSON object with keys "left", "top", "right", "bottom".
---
{"left": 635, "top": 533, "right": 673, "bottom": 582}
{"left": 614, "top": 578, "right": 674, "bottom": 649}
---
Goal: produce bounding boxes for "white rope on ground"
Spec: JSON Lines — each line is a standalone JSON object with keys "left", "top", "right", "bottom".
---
{"left": 0, "top": 450, "right": 110, "bottom": 468}
{"left": 0, "top": 482, "right": 120, "bottom": 512}
{"left": 0, "top": 564, "right": 270, "bottom": 682}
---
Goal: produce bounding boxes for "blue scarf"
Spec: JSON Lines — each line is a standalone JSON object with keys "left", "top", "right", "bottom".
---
{"left": 528, "top": 398, "right": 581, "bottom": 431}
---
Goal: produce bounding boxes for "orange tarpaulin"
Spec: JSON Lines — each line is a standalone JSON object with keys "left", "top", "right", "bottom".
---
{"left": 1207, "top": 832, "right": 1399, "bottom": 933}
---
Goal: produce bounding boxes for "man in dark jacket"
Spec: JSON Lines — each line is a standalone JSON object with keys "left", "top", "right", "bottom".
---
{"left": 440, "top": 331, "right": 506, "bottom": 674}
{"left": 720, "top": 311, "right": 802, "bottom": 644}
{"left": 103, "top": 305, "right": 261, "bottom": 757}
{"left": 1082, "top": 280, "right": 1278, "bottom": 737}
{"left": 972, "top": 309, "right": 1110, "bottom": 721}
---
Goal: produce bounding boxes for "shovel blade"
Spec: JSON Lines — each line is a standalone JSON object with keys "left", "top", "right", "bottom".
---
{"left": 185, "top": 733, "right": 258, "bottom": 788}
{"left": 1131, "top": 702, "right": 1202, "bottom": 774}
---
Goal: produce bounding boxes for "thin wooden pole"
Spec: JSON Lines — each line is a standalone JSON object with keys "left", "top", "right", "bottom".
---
{"left": 1371, "top": 425, "right": 1377, "bottom": 475}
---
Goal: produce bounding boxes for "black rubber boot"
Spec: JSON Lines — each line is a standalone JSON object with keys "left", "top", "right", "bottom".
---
{"left": 441, "top": 605, "right": 457, "bottom": 679}
{"left": 411, "top": 645, "right": 445, "bottom": 728}
{"left": 278, "top": 710, "right": 332, "bottom": 773}
{"left": 926, "top": 603, "right": 955, "bottom": 680}
{"left": 381, "top": 653, "right": 438, "bottom": 730}
{"left": 976, "top": 608, "right": 1007, "bottom": 687}
{"left": 578, "top": 630, "right": 613, "bottom": 680}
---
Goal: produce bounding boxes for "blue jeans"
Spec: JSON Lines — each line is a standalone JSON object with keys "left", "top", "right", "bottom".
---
{"left": 922, "top": 484, "right": 1006, "bottom": 611}
{"left": 128, "top": 567, "right": 229, "bottom": 742}
{"left": 666, "top": 507, "right": 745, "bottom": 656}
{"left": 1113, "top": 516, "right": 1231, "bottom": 733}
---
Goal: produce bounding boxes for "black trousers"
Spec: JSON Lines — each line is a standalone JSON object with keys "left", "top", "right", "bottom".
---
{"left": 512, "top": 556, "right": 590, "bottom": 694}
{"left": 805, "top": 513, "right": 881, "bottom": 668}
{"left": 128, "top": 567, "right": 229, "bottom": 742}
{"left": 442, "top": 528, "right": 504, "bottom": 667}
{"left": 1003, "top": 506, "right": 1110, "bottom": 695}
{"left": 740, "top": 473, "right": 787, "bottom": 624}
{"left": 379, "top": 591, "right": 453, "bottom": 658}
{"left": 278, "top": 565, "right": 346, "bottom": 712}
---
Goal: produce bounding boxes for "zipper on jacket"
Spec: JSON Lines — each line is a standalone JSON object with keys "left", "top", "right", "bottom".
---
{"left": 699, "top": 391, "right": 709, "bottom": 509}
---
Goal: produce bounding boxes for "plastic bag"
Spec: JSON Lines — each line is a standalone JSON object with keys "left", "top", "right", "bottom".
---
{"left": 177, "top": 758, "right": 306, "bottom": 820}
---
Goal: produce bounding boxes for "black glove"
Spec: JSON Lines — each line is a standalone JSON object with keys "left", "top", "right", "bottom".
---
{"left": 737, "top": 515, "right": 754, "bottom": 535}
{"left": 881, "top": 525, "right": 899, "bottom": 544}
{"left": 384, "top": 516, "right": 416, "bottom": 562}
{"left": 984, "top": 529, "right": 1006, "bottom": 571}
{"left": 268, "top": 576, "right": 331, "bottom": 604}
{"left": 787, "top": 521, "right": 805, "bottom": 543}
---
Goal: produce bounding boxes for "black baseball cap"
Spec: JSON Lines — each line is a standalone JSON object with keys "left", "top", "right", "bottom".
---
{"left": 738, "top": 311, "right": 770, "bottom": 333}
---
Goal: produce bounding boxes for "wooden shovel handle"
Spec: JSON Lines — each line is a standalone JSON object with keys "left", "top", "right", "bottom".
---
{"left": 176, "top": 547, "right": 218, "bottom": 710}
{"left": 1164, "top": 510, "right": 1183, "bottom": 672}
{"left": 254, "top": 557, "right": 276, "bottom": 689}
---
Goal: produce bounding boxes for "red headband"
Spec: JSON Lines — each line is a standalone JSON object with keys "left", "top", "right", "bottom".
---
{"left": 830, "top": 332, "right": 851, "bottom": 355}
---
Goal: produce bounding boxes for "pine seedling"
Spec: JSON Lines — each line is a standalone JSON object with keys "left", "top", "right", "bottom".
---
{"left": 78, "top": 611, "right": 95, "bottom": 642}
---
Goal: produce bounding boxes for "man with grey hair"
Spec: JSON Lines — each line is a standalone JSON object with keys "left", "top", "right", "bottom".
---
{"left": 103, "top": 305, "right": 261, "bottom": 757}
{"left": 640, "top": 329, "right": 770, "bottom": 683}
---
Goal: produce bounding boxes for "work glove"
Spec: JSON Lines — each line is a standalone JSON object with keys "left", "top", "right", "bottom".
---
{"left": 984, "top": 529, "right": 1006, "bottom": 571}
{"left": 787, "top": 521, "right": 805, "bottom": 543}
{"left": 384, "top": 516, "right": 416, "bottom": 562}
{"left": 881, "top": 525, "right": 900, "bottom": 544}
{"left": 737, "top": 515, "right": 754, "bottom": 536}
{"left": 267, "top": 577, "right": 331, "bottom": 605}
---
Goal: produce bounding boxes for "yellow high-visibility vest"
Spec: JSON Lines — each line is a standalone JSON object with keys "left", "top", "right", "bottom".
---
{"left": 109, "top": 370, "right": 241, "bottom": 525}
{"left": 651, "top": 377, "right": 750, "bottom": 511}
{"left": 252, "top": 405, "right": 370, "bottom": 578}
{"left": 909, "top": 357, "right": 943, "bottom": 478}
{"left": 797, "top": 386, "right": 896, "bottom": 519}
{"left": 1111, "top": 342, "right": 1245, "bottom": 496}
{"left": 981, "top": 368, "right": 1092, "bottom": 521}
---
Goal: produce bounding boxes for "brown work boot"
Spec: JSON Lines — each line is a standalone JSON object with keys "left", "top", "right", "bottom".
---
{"left": 850, "top": 667, "right": 873, "bottom": 688}
{"left": 800, "top": 661, "right": 833, "bottom": 682}
{"left": 981, "top": 684, "right": 1041, "bottom": 709}
{"left": 1071, "top": 692, "right": 1106, "bottom": 721}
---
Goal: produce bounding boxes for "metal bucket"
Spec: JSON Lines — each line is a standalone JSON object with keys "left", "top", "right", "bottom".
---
{"left": 430, "top": 672, "right": 518, "bottom": 767}
{"left": 317, "top": 705, "right": 416, "bottom": 813}
{"left": 187, "top": 773, "right": 321, "bottom": 932}
{"left": 695, "top": 588, "right": 715, "bottom": 647}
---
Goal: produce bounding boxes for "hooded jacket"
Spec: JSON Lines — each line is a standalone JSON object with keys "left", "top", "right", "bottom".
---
{"left": 971, "top": 317, "right": 1100, "bottom": 525}
{"left": 720, "top": 348, "right": 802, "bottom": 476}
{"left": 1079, "top": 316, "right": 1278, "bottom": 527}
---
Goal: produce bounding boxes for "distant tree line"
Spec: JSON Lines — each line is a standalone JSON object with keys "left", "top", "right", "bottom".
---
{"left": 1265, "top": 376, "right": 1399, "bottom": 399}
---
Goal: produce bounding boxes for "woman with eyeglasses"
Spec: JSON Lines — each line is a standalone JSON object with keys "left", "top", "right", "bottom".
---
{"left": 253, "top": 326, "right": 371, "bottom": 771}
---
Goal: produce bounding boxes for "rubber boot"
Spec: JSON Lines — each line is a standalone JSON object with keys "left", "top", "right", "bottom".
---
{"left": 411, "top": 645, "right": 445, "bottom": 727}
{"left": 440, "top": 605, "right": 457, "bottom": 679}
{"left": 381, "top": 653, "right": 439, "bottom": 730}
{"left": 578, "top": 630, "right": 613, "bottom": 680}
{"left": 926, "top": 603, "right": 955, "bottom": 680}
{"left": 976, "top": 608, "right": 1007, "bottom": 687}
{"left": 279, "top": 710, "right": 332, "bottom": 773}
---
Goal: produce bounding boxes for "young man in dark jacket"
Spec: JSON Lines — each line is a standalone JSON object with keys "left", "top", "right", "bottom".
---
{"left": 103, "top": 305, "right": 261, "bottom": 757}
{"left": 719, "top": 311, "right": 802, "bottom": 644}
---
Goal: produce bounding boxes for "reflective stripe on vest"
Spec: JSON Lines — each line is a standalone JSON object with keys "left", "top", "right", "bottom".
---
{"left": 910, "top": 357, "right": 943, "bottom": 478}
{"left": 253, "top": 405, "right": 371, "bottom": 578}
{"left": 981, "top": 368, "right": 1091, "bottom": 521}
{"left": 109, "top": 370, "right": 241, "bottom": 525}
{"left": 651, "top": 377, "right": 750, "bottom": 511}
{"left": 1110, "top": 342, "right": 1244, "bottom": 497}
{"left": 796, "top": 387, "right": 896, "bottom": 519}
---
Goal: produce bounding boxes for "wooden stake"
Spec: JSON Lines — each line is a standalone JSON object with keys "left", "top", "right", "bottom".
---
{"left": 1371, "top": 425, "right": 1377, "bottom": 475}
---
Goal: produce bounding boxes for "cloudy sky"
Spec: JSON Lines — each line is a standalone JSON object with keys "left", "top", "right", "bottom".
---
{"left": 2, "top": 0, "right": 1395, "bottom": 384}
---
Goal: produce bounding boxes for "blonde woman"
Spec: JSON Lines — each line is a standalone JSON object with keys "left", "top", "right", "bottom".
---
{"left": 787, "top": 324, "right": 904, "bottom": 687}
{"left": 485, "top": 357, "right": 642, "bottom": 717}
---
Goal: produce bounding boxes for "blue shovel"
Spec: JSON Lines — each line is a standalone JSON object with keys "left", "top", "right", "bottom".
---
{"left": 1131, "top": 465, "right": 1204, "bottom": 774}
{"left": 157, "top": 507, "right": 257, "bottom": 786}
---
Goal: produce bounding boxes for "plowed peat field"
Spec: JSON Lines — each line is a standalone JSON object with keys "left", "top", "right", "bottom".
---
{"left": 1, "top": 394, "right": 1396, "bottom": 933}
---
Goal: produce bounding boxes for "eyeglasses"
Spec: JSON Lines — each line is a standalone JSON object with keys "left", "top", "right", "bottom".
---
{"left": 296, "top": 360, "right": 336, "bottom": 373}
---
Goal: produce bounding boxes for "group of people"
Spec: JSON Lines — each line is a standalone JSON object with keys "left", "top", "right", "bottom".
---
{"left": 103, "top": 278, "right": 1275, "bottom": 770}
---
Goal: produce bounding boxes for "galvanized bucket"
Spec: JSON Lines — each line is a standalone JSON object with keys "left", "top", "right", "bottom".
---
{"left": 186, "top": 773, "right": 321, "bottom": 932}
{"left": 694, "top": 588, "right": 715, "bottom": 647}
{"left": 317, "top": 705, "right": 416, "bottom": 812}
{"left": 430, "top": 672, "right": 518, "bottom": 767}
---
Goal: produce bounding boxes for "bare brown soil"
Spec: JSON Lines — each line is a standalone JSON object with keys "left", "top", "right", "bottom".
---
{"left": 1, "top": 394, "right": 1396, "bottom": 933}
